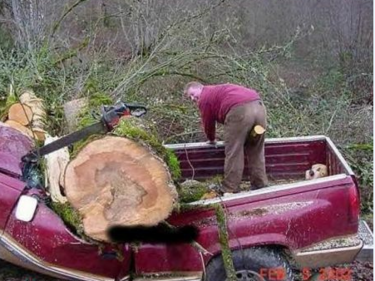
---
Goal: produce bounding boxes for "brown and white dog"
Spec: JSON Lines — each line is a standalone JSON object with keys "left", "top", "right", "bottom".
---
{"left": 305, "top": 164, "right": 328, "bottom": 180}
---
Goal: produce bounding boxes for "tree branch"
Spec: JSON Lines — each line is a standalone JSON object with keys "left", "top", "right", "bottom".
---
{"left": 51, "top": 0, "right": 89, "bottom": 37}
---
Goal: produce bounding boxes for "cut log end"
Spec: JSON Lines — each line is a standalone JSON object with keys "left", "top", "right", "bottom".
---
{"left": 8, "top": 103, "right": 33, "bottom": 126}
{"left": 250, "top": 125, "right": 266, "bottom": 137}
{"left": 64, "top": 136, "right": 177, "bottom": 241}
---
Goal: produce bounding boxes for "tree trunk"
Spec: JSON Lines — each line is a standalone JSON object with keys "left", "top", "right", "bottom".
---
{"left": 19, "top": 90, "right": 46, "bottom": 141}
{"left": 64, "top": 135, "right": 178, "bottom": 242}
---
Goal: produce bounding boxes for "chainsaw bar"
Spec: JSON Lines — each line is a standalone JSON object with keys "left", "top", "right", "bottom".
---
{"left": 40, "top": 121, "right": 107, "bottom": 158}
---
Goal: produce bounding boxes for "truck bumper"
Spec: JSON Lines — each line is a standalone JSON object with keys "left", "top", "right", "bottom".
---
{"left": 293, "top": 220, "right": 373, "bottom": 269}
{"left": 293, "top": 239, "right": 363, "bottom": 268}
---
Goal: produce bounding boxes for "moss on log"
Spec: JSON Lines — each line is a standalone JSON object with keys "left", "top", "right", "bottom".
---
{"left": 113, "top": 118, "right": 181, "bottom": 181}
{"left": 215, "top": 204, "right": 237, "bottom": 281}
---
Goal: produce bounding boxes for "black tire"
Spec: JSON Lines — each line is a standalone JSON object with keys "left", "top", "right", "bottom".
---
{"left": 205, "top": 247, "right": 294, "bottom": 281}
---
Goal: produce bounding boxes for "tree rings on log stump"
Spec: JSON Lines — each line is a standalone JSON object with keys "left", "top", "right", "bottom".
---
{"left": 8, "top": 103, "right": 33, "bottom": 126}
{"left": 64, "top": 136, "right": 178, "bottom": 241}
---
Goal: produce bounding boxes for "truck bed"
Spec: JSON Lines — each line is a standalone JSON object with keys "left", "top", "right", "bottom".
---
{"left": 165, "top": 135, "right": 354, "bottom": 183}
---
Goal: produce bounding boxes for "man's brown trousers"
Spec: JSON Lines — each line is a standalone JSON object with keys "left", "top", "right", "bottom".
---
{"left": 222, "top": 100, "right": 268, "bottom": 192}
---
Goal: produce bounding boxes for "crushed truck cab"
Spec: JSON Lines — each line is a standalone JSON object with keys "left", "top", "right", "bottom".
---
{"left": 0, "top": 124, "right": 371, "bottom": 281}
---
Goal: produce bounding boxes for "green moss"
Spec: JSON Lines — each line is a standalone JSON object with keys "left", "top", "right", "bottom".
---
{"left": 0, "top": 89, "right": 17, "bottom": 120}
{"left": 175, "top": 176, "right": 223, "bottom": 204}
{"left": 70, "top": 134, "right": 102, "bottom": 159}
{"left": 5, "top": 91, "right": 17, "bottom": 106}
{"left": 177, "top": 183, "right": 209, "bottom": 203}
{"left": 77, "top": 112, "right": 97, "bottom": 129}
{"left": 215, "top": 205, "right": 236, "bottom": 281}
{"left": 87, "top": 92, "right": 113, "bottom": 107}
{"left": 175, "top": 202, "right": 215, "bottom": 213}
{"left": 50, "top": 201, "right": 84, "bottom": 236}
{"left": 75, "top": 92, "right": 113, "bottom": 130}
{"left": 165, "top": 149, "right": 181, "bottom": 180}
{"left": 113, "top": 118, "right": 181, "bottom": 181}
{"left": 205, "top": 175, "right": 223, "bottom": 185}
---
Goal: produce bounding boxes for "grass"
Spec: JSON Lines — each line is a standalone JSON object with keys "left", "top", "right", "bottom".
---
{"left": 342, "top": 143, "right": 373, "bottom": 229}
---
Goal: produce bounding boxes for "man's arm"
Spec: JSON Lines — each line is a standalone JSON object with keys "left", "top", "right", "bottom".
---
{"left": 200, "top": 104, "right": 216, "bottom": 142}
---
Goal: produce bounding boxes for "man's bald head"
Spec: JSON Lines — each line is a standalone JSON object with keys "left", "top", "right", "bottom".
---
{"left": 184, "top": 82, "right": 204, "bottom": 103}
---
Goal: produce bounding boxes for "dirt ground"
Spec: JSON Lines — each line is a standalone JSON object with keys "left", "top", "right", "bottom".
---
{"left": 0, "top": 259, "right": 372, "bottom": 281}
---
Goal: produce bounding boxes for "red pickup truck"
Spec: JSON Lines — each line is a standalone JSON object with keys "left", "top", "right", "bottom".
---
{"left": 0, "top": 123, "right": 368, "bottom": 281}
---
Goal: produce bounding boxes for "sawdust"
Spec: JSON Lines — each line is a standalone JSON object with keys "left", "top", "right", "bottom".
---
{"left": 359, "top": 220, "right": 374, "bottom": 246}
{"left": 192, "top": 201, "right": 313, "bottom": 227}
{"left": 238, "top": 208, "right": 268, "bottom": 216}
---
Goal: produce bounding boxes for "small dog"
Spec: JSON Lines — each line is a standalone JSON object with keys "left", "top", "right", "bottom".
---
{"left": 305, "top": 164, "right": 328, "bottom": 180}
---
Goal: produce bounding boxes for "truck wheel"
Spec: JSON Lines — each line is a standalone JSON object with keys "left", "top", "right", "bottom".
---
{"left": 205, "top": 247, "right": 294, "bottom": 281}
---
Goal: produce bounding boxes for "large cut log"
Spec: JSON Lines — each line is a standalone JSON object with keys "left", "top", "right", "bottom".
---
{"left": 64, "top": 135, "right": 178, "bottom": 242}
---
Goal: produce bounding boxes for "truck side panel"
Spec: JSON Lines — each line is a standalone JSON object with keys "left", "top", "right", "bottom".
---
{"left": 0, "top": 174, "right": 25, "bottom": 234}
{"left": 135, "top": 175, "right": 358, "bottom": 273}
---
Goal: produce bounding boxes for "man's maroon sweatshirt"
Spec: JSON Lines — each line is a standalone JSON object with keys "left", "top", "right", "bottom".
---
{"left": 198, "top": 84, "right": 260, "bottom": 141}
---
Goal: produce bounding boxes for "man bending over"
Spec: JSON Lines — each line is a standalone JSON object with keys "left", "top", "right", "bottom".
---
{"left": 184, "top": 82, "right": 268, "bottom": 194}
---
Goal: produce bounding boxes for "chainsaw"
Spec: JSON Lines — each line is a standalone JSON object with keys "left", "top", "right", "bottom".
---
{"left": 21, "top": 101, "right": 147, "bottom": 187}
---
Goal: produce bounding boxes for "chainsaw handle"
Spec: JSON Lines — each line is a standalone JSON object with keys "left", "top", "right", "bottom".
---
{"left": 101, "top": 102, "right": 147, "bottom": 129}
{"left": 125, "top": 103, "right": 147, "bottom": 117}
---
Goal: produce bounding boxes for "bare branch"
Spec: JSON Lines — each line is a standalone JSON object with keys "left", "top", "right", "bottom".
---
{"left": 51, "top": 0, "right": 89, "bottom": 37}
